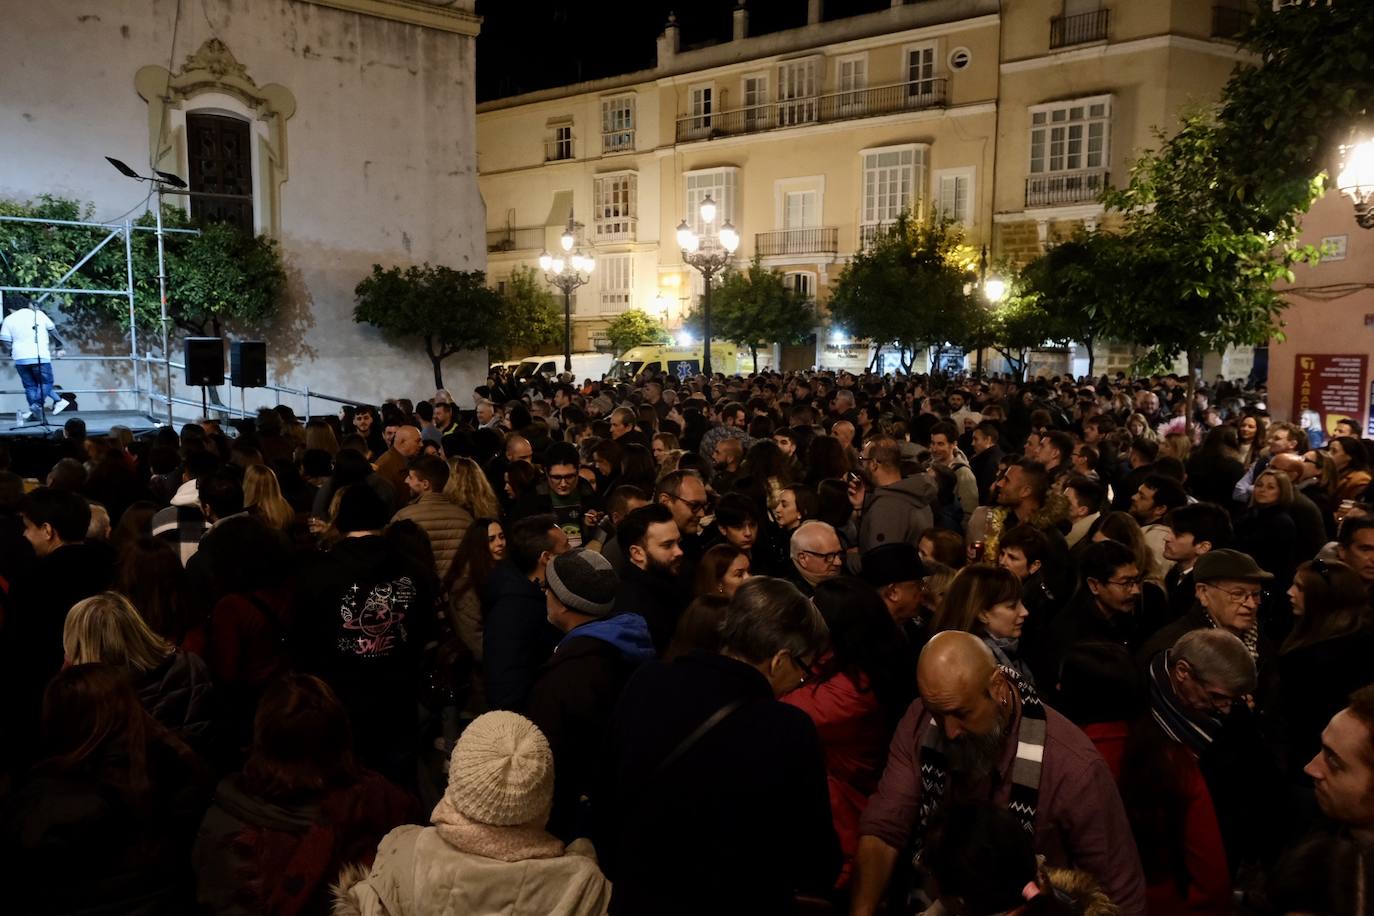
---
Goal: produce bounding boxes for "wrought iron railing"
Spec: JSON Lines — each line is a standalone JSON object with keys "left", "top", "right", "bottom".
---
{"left": 1050, "top": 9, "right": 1110, "bottom": 48}
{"left": 601, "top": 130, "right": 635, "bottom": 153}
{"left": 755, "top": 227, "right": 839, "bottom": 257}
{"left": 1025, "top": 168, "right": 1109, "bottom": 207}
{"left": 675, "top": 79, "right": 948, "bottom": 142}
{"left": 486, "top": 225, "right": 547, "bottom": 252}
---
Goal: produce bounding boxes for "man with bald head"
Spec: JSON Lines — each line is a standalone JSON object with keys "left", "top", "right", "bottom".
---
{"left": 1268, "top": 451, "right": 1328, "bottom": 560}
{"left": 373, "top": 424, "right": 422, "bottom": 508}
{"left": 787, "top": 520, "right": 844, "bottom": 597}
{"left": 505, "top": 433, "right": 533, "bottom": 465}
{"left": 851, "top": 632, "right": 1145, "bottom": 915}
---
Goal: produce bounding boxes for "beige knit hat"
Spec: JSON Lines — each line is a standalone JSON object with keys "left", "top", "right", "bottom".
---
{"left": 445, "top": 711, "right": 555, "bottom": 827}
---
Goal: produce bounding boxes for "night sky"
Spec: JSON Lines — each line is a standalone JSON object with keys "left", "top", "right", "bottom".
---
{"left": 475, "top": 0, "right": 893, "bottom": 102}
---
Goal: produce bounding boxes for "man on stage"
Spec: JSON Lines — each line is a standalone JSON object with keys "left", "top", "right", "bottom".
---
{"left": 0, "top": 296, "right": 69, "bottom": 422}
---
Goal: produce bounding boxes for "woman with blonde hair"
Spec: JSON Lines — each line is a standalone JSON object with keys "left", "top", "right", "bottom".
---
{"left": 445, "top": 455, "right": 500, "bottom": 519}
{"left": 304, "top": 418, "right": 340, "bottom": 456}
{"left": 63, "top": 592, "right": 214, "bottom": 748}
{"left": 1124, "top": 412, "right": 1158, "bottom": 442}
{"left": 243, "top": 464, "right": 295, "bottom": 531}
{"left": 934, "top": 565, "right": 1033, "bottom": 683}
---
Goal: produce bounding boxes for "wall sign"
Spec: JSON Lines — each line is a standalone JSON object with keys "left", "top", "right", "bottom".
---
{"left": 1293, "top": 353, "right": 1368, "bottom": 434}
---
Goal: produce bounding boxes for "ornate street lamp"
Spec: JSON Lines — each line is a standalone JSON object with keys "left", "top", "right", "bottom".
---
{"left": 676, "top": 194, "right": 739, "bottom": 377}
{"left": 538, "top": 209, "right": 594, "bottom": 373}
{"left": 1336, "top": 137, "right": 1374, "bottom": 229}
{"left": 972, "top": 244, "right": 1007, "bottom": 376}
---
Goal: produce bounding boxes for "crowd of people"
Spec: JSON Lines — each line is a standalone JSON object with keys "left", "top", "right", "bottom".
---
{"left": 1, "top": 366, "right": 1372, "bottom": 916}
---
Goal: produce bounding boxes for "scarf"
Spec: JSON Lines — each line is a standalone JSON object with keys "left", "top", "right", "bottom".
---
{"left": 1202, "top": 610, "right": 1260, "bottom": 661}
{"left": 429, "top": 796, "right": 565, "bottom": 863}
{"left": 1147, "top": 650, "right": 1219, "bottom": 757}
{"left": 913, "top": 666, "right": 1046, "bottom": 866}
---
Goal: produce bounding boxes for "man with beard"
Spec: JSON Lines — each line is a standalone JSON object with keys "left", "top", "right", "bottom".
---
{"left": 851, "top": 632, "right": 1145, "bottom": 915}
{"left": 613, "top": 503, "right": 687, "bottom": 655}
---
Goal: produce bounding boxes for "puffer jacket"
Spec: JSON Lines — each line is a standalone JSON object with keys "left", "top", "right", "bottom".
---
{"left": 392, "top": 493, "right": 473, "bottom": 580}
{"left": 135, "top": 649, "right": 216, "bottom": 750}
{"left": 858, "top": 474, "right": 936, "bottom": 552}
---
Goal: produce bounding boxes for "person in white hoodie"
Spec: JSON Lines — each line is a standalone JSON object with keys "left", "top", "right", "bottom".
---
{"left": 0, "top": 296, "right": 69, "bottom": 421}
{"left": 333, "top": 710, "right": 611, "bottom": 916}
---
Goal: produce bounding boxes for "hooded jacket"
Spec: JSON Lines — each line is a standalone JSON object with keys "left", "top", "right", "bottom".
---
{"left": 941, "top": 448, "right": 980, "bottom": 525}
{"left": 526, "top": 614, "right": 656, "bottom": 840}
{"left": 858, "top": 474, "right": 936, "bottom": 553}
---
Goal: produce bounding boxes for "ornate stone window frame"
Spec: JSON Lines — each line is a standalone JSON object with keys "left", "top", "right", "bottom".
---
{"left": 136, "top": 39, "right": 296, "bottom": 238}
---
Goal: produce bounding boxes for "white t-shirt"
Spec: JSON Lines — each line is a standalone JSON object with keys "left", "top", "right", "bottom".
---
{"left": 0, "top": 307, "right": 56, "bottom": 363}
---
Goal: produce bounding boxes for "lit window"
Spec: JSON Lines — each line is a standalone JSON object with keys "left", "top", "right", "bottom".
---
{"left": 859, "top": 146, "right": 927, "bottom": 245}
{"left": 684, "top": 167, "right": 740, "bottom": 242}
{"left": 599, "top": 254, "right": 634, "bottom": 313}
{"left": 601, "top": 96, "right": 635, "bottom": 153}
{"left": 594, "top": 173, "right": 637, "bottom": 240}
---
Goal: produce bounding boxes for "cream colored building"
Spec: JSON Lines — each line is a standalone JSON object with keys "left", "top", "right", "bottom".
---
{"left": 477, "top": 0, "right": 1254, "bottom": 372}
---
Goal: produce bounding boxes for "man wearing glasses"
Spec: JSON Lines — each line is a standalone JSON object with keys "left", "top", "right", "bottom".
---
{"left": 511, "top": 442, "right": 600, "bottom": 549}
{"left": 1139, "top": 548, "right": 1274, "bottom": 667}
{"left": 654, "top": 470, "right": 710, "bottom": 579}
{"left": 785, "top": 520, "right": 844, "bottom": 598}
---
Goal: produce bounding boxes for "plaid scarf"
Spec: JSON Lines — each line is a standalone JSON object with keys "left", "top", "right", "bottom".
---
{"left": 1203, "top": 610, "right": 1259, "bottom": 661}
{"left": 913, "top": 666, "right": 1046, "bottom": 865}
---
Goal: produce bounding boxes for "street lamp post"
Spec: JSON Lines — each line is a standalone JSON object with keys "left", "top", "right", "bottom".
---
{"left": 676, "top": 195, "right": 739, "bottom": 377}
{"left": 974, "top": 244, "right": 1007, "bottom": 377}
{"left": 1337, "top": 137, "right": 1374, "bottom": 229}
{"left": 538, "top": 210, "right": 594, "bottom": 374}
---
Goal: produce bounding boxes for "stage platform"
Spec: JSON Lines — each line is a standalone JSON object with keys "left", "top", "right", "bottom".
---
{"left": 1, "top": 410, "right": 165, "bottom": 480}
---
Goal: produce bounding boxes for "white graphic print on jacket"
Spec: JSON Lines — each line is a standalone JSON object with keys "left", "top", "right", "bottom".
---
{"left": 338, "top": 576, "right": 415, "bottom": 657}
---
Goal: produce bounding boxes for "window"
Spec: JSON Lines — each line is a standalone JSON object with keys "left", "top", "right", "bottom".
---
{"left": 601, "top": 96, "right": 635, "bottom": 152}
{"left": 599, "top": 254, "right": 634, "bottom": 313}
{"left": 860, "top": 146, "right": 927, "bottom": 244}
{"left": 784, "top": 190, "right": 818, "bottom": 229}
{"left": 546, "top": 121, "right": 574, "bottom": 161}
{"left": 684, "top": 167, "right": 740, "bottom": 242}
{"left": 935, "top": 168, "right": 975, "bottom": 225}
{"left": 593, "top": 173, "right": 637, "bottom": 240}
{"left": 777, "top": 58, "right": 818, "bottom": 126}
{"left": 1029, "top": 96, "right": 1110, "bottom": 174}
{"left": 743, "top": 73, "right": 770, "bottom": 129}
{"left": 690, "top": 85, "right": 713, "bottom": 131}
{"left": 187, "top": 113, "right": 254, "bottom": 232}
{"left": 837, "top": 55, "right": 867, "bottom": 108}
{"left": 905, "top": 44, "right": 937, "bottom": 99}
{"left": 785, "top": 271, "right": 815, "bottom": 300}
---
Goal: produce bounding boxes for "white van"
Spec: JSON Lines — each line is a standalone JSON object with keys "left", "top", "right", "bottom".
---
{"left": 608, "top": 343, "right": 739, "bottom": 382}
{"left": 512, "top": 351, "right": 613, "bottom": 382}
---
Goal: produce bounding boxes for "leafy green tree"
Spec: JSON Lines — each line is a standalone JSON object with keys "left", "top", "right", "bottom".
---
{"left": 827, "top": 214, "right": 977, "bottom": 372}
{"left": 0, "top": 196, "right": 286, "bottom": 342}
{"left": 682, "top": 257, "right": 815, "bottom": 372}
{"left": 1101, "top": 114, "right": 1320, "bottom": 428}
{"left": 603, "top": 309, "right": 670, "bottom": 355}
{"left": 1218, "top": 1, "right": 1371, "bottom": 230}
{"left": 354, "top": 264, "right": 503, "bottom": 389}
{"left": 491, "top": 266, "right": 562, "bottom": 361}
{"left": 1017, "top": 231, "right": 1122, "bottom": 377}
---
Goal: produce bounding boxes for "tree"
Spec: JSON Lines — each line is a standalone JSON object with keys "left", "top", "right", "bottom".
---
{"left": 0, "top": 195, "right": 286, "bottom": 342}
{"left": 1101, "top": 114, "right": 1321, "bottom": 431}
{"left": 603, "top": 309, "right": 670, "bottom": 355}
{"left": 1218, "top": 1, "right": 1373, "bottom": 231}
{"left": 353, "top": 263, "right": 503, "bottom": 389}
{"left": 827, "top": 214, "right": 978, "bottom": 372}
{"left": 682, "top": 257, "right": 814, "bottom": 372}
{"left": 1017, "top": 231, "right": 1123, "bottom": 377}
{"left": 491, "top": 266, "right": 562, "bottom": 361}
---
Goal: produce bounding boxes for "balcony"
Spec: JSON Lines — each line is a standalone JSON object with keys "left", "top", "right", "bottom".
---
{"left": 486, "top": 225, "right": 547, "bottom": 252}
{"left": 544, "top": 139, "right": 574, "bottom": 162}
{"left": 1025, "top": 168, "right": 1109, "bottom": 208}
{"left": 593, "top": 218, "right": 637, "bottom": 243}
{"left": 675, "top": 78, "right": 948, "bottom": 143}
{"left": 756, "top": 227, "right": 839, "bottom": 257}
{"left": 1050, "top": 9, "right": 1110, "bottom": 49}
{"left": 1211, "top": 5, "right": 1250, "bottom": 39}
{"left": 601, "top": 130, "right": 635, "bottom": 154}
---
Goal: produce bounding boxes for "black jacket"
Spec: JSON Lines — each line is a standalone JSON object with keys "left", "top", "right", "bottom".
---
{"left": 481, "top": 561, "right": 561, "bottom": 711}
{"left": 969, "top": 444, "right": 1006, "bottom": 505}
{"left": 1034, "top": 584, "right": 1167, "bottom": 697}
{"left": 596, "top": 652, "right": 841, "bottom": 915}
{"left": 135, "top": 650, "right": 216, "bottom": 753}
{"left": 525, "top": 614, "right": 656, "bottom": 841}
{"left": 614, "top": 563, "right": 690, "bottom": 656}
{"left": 1272, "top": 629, "right": 1374, "bottom": 777}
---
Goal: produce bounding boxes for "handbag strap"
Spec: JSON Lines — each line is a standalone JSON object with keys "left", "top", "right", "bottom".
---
{"left": 655, "top": 697, "right": 747, "bottom": 775}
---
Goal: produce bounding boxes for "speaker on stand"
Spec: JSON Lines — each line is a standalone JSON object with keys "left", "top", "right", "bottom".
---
{"left": 230, "top": 340, "right": 267, "bottom": 421}
{"left": 184, "top": 337, "right": 224, "bottom": 420}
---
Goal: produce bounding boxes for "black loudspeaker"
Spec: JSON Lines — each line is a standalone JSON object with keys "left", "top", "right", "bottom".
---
{"left": 230, "top": 340, "right": 267, "bottom": 388}
{"left": 184, "top": 337, "right": 224, "bottom": 386}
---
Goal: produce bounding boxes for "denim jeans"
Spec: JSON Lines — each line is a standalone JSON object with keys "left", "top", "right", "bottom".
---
{"left": 16, "top": 361, "right": 56, "bottom": 412}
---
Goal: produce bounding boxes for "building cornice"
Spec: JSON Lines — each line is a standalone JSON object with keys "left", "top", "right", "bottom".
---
{"left": 294, "top": 0, "right": 480, "bottom": 36}
{"left": 1000, "top": 34, "right": 1255, "bottom": 74}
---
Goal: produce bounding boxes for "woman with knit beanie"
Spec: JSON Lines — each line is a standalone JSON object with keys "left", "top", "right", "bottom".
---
{"left": 332, "top": 710, "right": 611, "bottom": 916}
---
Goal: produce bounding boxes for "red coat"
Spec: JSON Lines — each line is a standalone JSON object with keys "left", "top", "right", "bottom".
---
{"left": 782, "top": 668, "right": 889, "bottom": 887}
{"left": 1083, "top": 722, "right": 1231, "bottom": 915}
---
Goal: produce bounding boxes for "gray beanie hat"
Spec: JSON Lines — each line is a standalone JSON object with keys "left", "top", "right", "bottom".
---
{"left": 546, "top": 548, "right": 619, "bottom": 617}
